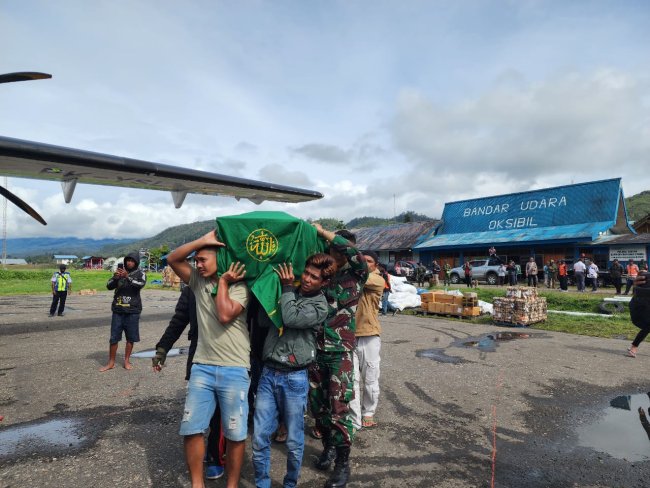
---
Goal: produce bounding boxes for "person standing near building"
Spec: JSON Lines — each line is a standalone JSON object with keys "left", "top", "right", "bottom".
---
{"left": 573, "top": 257, "right": 587, "bottom": 292}
{"left": 497, "top": 263, "right": 506, "bottom": 286}
{"left": 526, "top": 257, "right": 538, "bottom": 288}
{"left": 507, "top": 260, "right": 517, "bottom": 286}
{"left": 415, "top": 262, "right": 426, "bottom": 288}
{"left": 547, "top": 260, "right": 558, "bottom": 289}
{"left": 624, "top": 259, "right": 640, "bottom": 295}
{"left": 49, "top": 264, "right": 72, "bottom": 317}
{"left": 609, "top": 259, "right": 624, "bottom": 295}
{"left": 558, "top": 260, "right": 568, "bottom": 292}
{"left": 588, "top": 260, "right": 599, "bottom": 292}
{"left": 167, "top": 231, "right": 250, "bottom": 488}
{"left": 100, "top": 252, "right": 147, "bottom": 372}
{"left": 463, "top": 260, "right": 472, "bottom": 287}
{"left": 310, "top": 225, "right": 368, "bottom": 488}
{"left": 252, "top": 256, "right": 333, "bottom": 488}
{"left": 431, "top": 260, "right": 441, "bottom": 287}
{"left": 443, "top": 262, "right": 452, "bottom": 286}
{"left": 350, "top": 251, "right": 384, "bottom": 432}
{"left": 515, "top": 263, "right": 522, "bottom": 283}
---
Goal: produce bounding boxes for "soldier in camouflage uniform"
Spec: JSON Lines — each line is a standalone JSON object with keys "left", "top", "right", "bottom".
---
{"left": 443, "top": 262, "right": 452, "bottom": 286}
{"left": 310, "top": 224, "right": 368, "bottom": 488}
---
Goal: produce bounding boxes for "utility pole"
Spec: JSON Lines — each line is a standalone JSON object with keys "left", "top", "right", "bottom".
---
{"left": 2, "top": 176, "right": 7, "bottom": 269}
{"left": 393, "top": 194, "right": 396, "bottom": 221}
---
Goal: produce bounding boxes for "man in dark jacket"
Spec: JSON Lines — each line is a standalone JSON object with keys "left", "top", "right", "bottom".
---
{"left": 609, "top": 259, "right": 624, "bottom": 295}
{"left": 152, "top": 287, "right": 225, "bottom": 480}
{"left": 252, "top": 254, "right": 334, "bottom": 488}
{"left": 100, "top": 252, "right": 147, "bottom": 371}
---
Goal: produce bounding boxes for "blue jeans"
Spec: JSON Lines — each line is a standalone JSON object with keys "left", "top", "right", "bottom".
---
{"left": 252, "top": 366, "right": 308, "bottom": 488}
{"left": 179, "top": 364, "right": 250, "bottom": 441}
{"left": 381, "top": 290, "right": 390, "bottom": 315}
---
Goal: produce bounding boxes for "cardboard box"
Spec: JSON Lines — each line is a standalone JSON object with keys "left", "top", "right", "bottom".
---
{"left": 420, "top": 292, "right": 435, "bottom": 303}
{"left": 452, "top": 295, "right": 464, "bottom": 306}
{"left": 444, "top": 303, "right": 462, "bottom": 315}
{"left": 435, "top": 294, "right": 454, "bottom": 304}
{"left": 463, "top": 306, "right": 481, "bottom": 316}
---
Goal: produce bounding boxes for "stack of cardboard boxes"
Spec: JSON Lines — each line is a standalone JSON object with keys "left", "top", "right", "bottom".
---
{"left": 493, "top": 287, "right": 547, "bottom": 326}
{"left": 420, "top": 291, "right": 481, "bottom": 317}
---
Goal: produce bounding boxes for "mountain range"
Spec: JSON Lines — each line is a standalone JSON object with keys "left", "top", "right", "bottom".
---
{"left": 4, "top": 191, "right": 650, "bottom": 259}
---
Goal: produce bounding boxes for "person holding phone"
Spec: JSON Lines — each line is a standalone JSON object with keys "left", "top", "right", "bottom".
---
{"left": 100, "top": 252, "right": 147, "bottom": 371}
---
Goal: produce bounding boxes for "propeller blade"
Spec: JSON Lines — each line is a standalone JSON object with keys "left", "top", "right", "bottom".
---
{"left": 0, "top": 72, "right": 52, "bottom": 84}
{"left": 0, "top": 185, "right": 47, "bottom": 225}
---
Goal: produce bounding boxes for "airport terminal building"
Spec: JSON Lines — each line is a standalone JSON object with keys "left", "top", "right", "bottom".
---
{"left": 415, "top": 178, "right": 648, "bottom": 272}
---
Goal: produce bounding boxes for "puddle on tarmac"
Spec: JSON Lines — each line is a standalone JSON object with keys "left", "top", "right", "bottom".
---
{"left": 131, "top": 346, "right": 189, "bottom": 359}
{"left": 577, "top": 393, "right": 650, "bottom": 462}
{"left": 0, "top": 418, "right": 86, "bottom": 457}
{"left": 415, "top": 348, "right": 466, "bottom": 364}
{"left": 454, "top": 332, "right": 535, "bottom": 352}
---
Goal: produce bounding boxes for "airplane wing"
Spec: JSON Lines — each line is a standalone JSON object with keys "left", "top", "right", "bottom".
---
{"left": 0, "top": 135, "right": 323, "bottom": 211}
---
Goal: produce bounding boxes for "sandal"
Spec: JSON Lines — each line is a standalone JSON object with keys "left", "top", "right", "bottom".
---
{"left": 627, "top": 349, "right": 637, "bottom": 358}
{"left": 362, "top": 417, "right": 378, "bottom": 428}
{"left": 309, "top": 426, "right": 323, "bottom": 439}
{"left": 272, "top": 426, "right": 288, "bottom": 443}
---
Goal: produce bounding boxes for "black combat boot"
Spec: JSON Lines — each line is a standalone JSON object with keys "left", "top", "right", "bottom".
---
{"left": 324, "top": 446, "right": 350, "bottom": 488}
{"left": 314, "top": 429, "right": 336, "bottom": 471}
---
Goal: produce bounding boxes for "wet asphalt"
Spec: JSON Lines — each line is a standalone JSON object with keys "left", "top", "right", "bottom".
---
{"left": 1, "top": 289, "right": 649, "bottom": 487}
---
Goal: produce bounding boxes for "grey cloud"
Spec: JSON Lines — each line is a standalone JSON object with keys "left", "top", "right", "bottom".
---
{"left": 391, "top": 71, "right": 650, "bottom": 189}
{"left": 234, "top": 142, "right": 258, "bottom": 155}
{"left": 257, "top": 164, "right": 313, "bottom": 187}
{"left": 292, "top": 143, "right": 350, "bottom": 164}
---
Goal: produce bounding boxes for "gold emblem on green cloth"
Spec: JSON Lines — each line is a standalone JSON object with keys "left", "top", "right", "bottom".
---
{"left": 246, "top": 228, "right": 279, "bottom": 262}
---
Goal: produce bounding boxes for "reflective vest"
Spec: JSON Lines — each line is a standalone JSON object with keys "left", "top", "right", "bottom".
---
{"left": 55, "top": 272, "right": 70, "bottom": 292}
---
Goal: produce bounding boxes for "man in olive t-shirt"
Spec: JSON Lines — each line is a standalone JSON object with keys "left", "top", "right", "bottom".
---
{"left": 168, "top": 231, "right": 250, "bottom": 488}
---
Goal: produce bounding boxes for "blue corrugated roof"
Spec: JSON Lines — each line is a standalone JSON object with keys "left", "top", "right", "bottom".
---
{"left": 416, "top": 221, "right": 613, "bottom": 249}
{"left": 416, "top": 178, "right": 632, "bottom": 251}
{"left": 53, "top": 255, "right": 78, "bottom": 259}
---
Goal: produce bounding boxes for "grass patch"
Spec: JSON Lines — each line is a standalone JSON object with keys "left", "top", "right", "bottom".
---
{"left": 420, "top": 284, "right": 638, "bottom": 340}
{"left": 0, "top": 269, "right": 164, "bottom": 295}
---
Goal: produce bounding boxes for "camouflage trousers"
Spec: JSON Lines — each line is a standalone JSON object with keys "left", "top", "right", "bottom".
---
{"left": 308, "top": 350, "right": 355, "bottom": 448}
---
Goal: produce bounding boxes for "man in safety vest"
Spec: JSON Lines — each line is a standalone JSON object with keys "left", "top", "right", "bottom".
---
{"left": 49, "top": 264, "right": 72, "bottom": 317}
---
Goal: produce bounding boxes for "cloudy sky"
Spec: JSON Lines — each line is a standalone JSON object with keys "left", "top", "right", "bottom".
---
{"left": 2, "top": 0, "right": 649, "bottom": 239}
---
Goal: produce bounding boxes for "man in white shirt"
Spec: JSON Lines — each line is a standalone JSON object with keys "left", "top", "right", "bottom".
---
{"left": 573, "top": 258, "right": 587, "bottom": 292}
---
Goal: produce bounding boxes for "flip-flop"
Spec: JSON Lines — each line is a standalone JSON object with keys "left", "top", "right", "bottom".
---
{"left": 309, "top": 427, "right": 323, "bottom": 439}
{"left": 362, "top": 417, "right": 378, "bottom": 428}
{"left": 627, "top": 349, "right": 637, "bottom": 358}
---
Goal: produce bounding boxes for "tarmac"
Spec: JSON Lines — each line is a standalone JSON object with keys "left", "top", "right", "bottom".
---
{"left": 1, "top": 289, "right": 650, "bottom": 487}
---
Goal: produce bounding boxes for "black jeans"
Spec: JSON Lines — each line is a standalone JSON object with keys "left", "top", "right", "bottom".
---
{"left": 49, "top": 291, "right": 67, "bottom": 315}
{"left": 630, "top": 294, "right": 650, "bottom": 347}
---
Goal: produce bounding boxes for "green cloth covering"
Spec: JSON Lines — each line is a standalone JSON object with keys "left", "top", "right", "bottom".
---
{"left": 216, "top": 211, "right": 326, "bottom": 329}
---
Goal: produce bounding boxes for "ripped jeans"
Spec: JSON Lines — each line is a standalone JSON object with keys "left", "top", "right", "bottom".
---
{"left": 179, "top": 363, "right": 250, "bottom": 441}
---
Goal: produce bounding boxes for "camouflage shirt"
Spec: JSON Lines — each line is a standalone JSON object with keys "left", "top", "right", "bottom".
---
{"left": 318, "top": 234, "right": 368, "bottom": 352}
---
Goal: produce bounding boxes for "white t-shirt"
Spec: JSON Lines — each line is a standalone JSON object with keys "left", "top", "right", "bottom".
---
{"left": 189, "top": 268, "right": 251, "bottom": 368}
{"left": 573, "top": 261, "right": 586, "bottom": 273}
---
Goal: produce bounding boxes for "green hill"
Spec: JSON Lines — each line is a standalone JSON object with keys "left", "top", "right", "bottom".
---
{"left": 626, "top": 190, "right": 650, "bottom": 221}
{"left": 98, "top": 210, "right": 437, "bottom": 256}
{"left": 99, "top": 220, "right": 216, "bottom": 256}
